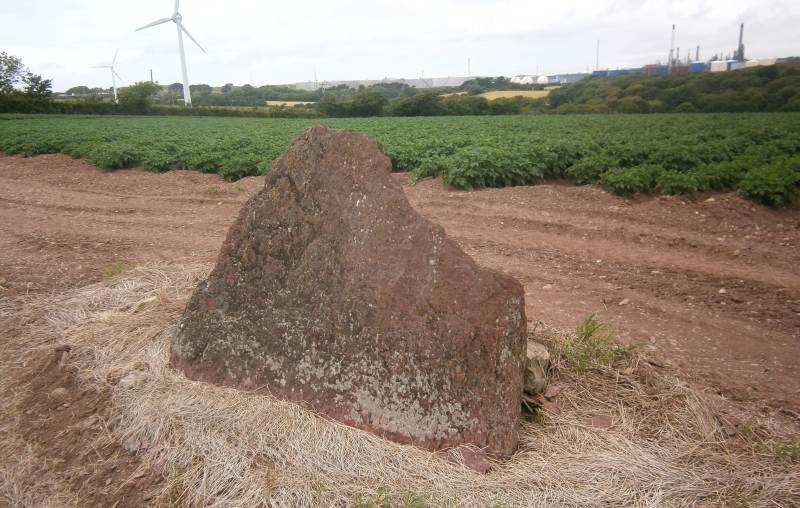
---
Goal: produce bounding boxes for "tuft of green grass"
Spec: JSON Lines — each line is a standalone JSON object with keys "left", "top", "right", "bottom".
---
{"left": 757, "top": 442, "right": 800, "bottom": 463}
{"left": 720, "top": 493, "right": 754, "bottom": 508}
{"left": 522, "top": 399, "right": 545, "bottom": 424}
{"left": 162, "top": 465, "right": 189, "bottom": 505}
{"left": 232, "top": 185, "right": 246, "bottom": 192}
{"left": 207, "top": 185, "right": 220, "bottom": 193}
{"left": 561, "top": 313, "right": 631, "bottom": 373}
{"left": 354, "top": 488, "right": 427, "bottom": 508}
{"left": 102, "top": 261, "right": 128, "bottom": 280}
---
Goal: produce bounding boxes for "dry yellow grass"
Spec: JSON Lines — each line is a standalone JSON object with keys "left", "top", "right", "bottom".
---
{"left": 1, "top": 264, "right": 798, "bottom": 506}
{"left": 478, "top": 90, "right": 552, "bottom": 100}
{"left": 266, "top": 101, "right": 314, "bottom": 106}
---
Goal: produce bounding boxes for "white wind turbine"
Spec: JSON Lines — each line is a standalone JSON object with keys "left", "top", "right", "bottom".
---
{"left": 93, "top": 50, "right": 123, "bottom": 103}
{"left": 135, "top": 0, "right": 206, "bottom": 106}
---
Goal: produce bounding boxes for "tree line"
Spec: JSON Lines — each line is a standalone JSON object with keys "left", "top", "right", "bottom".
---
{"left": 4, "top": 50, "right": 800, "bottom": 118}
{"left": 546, "top": 65, "right": 800, "bottom": 114}
{"left": 0, "top": 52, "right": 54, "bottom": 102}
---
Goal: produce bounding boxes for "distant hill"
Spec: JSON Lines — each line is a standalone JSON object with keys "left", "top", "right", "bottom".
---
{"left": 546, "top": 65, "right": 800, "bottom": 114}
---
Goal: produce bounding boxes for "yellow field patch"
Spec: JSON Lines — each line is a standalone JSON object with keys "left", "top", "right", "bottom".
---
{"left": 266, "top": 101, "right": 314, "bottom": 106}
{"left": 479, "top": 90, "right": 553, "bottom": 100}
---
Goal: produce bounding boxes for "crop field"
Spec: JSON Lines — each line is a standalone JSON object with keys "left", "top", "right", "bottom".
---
{"left": 1, "top": 113, "right": 799, "bottom": 205}
{"left": 478, "top": 90, "right": 552, "bottom": 100}
{"left": 264, "top": 100, "right": 314, "bottom": 106}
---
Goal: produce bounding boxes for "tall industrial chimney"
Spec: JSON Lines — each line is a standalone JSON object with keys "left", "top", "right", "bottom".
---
{"left": 596, "top": 40, "right": 600, "bottom": 70}
{"left": 737, "top": 23, "right": 745, "bottom": 62}
{"left": 668, "top": 24, "right": 676, "bottom": 69}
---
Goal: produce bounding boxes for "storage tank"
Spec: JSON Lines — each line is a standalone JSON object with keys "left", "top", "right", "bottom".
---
{"left": 536, "top": 75, "right": 549, "bottom": 84}
{"left": 728, "top": 61, "right": 746, "bottom": 71}
{"left": 689, "top": 62, "right": 707, "bottom": 72}
{"left": 520, "top": 76, "right": 534, "bottom": 84}
{"left": 510, "top": 76, "right": 522, "bottom": 84}
{"left": 710, "top": 61, "right": 728, "bottom": 72}
{"left": 746, "top": 58, "right": 777, "bottom": 67}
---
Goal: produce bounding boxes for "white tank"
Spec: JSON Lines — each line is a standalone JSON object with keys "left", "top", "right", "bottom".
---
{"left": 710, "top": 61, "right": 728, "bottom": 72}
{"left": 520, "top": 76, "right": 534, "bottom": 84}
{"left": 537, "top": 75, "right": 549, "bottom": 84}
{"left": 746, "top": 58, "right": 777, "bottom": 67}
{"left": 510, "top": 76, "right": 521, "bottom": 84}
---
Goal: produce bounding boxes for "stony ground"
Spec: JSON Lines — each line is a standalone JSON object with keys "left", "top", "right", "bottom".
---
{"left": 1, "top": 153, "right": 799, "bottom": 506}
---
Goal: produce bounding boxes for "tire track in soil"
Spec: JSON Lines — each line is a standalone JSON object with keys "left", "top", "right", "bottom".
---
{"left": 399, "top": 175, "right": 800, "bottom": 431}
{"left": 1, "top": 154, "right": 799, "bottom": 506}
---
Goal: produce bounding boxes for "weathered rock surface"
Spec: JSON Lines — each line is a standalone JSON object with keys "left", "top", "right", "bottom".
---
{"left": 171, "top": 126, "right": 527, "bottom": 459}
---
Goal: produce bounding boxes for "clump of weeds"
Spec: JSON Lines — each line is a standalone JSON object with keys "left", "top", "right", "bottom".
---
{"left": 561, "top": 313, "right": 634, "bottom": 373}
{"left": 756, "top": 441, "right": 800, "bottom": 464}
{"left": 102, "top": 261, "right": 128, "bottom": 280}
{"left": 522, "top": 399, "right": 546, "bottom": 424}
{"left": 354, "top": 488, "right": 427, "bottom": 508}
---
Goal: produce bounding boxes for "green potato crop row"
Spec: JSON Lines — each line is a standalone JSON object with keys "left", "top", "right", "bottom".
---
{"left": 1, "top": 113, "right": 799, "bottom": 205}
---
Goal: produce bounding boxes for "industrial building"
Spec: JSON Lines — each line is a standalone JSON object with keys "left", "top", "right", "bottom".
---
{"left": 585, "top": 24, "right": 786, "bottom": 77}
{"left": 291, "top": 25, "right": 792, "bottom": 93}
{"left": 510, "top": 73, "right": 589, "bottom": 85}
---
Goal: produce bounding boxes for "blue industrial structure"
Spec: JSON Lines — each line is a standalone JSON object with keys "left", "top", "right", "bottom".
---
{"left": 592, "top": 68, "right": 645, "bottom": 77}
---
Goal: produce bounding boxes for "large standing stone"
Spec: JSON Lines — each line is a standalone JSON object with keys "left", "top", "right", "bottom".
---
{"left": 171, "top": 126, "right": 527, "bottom": 459}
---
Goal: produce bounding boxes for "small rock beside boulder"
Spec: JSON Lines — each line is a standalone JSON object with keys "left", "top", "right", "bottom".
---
{"left": 523, "top": 340, "right": 550, "bottom": 395}
{"left": 172, "top": 126, "right": 528, "bottom": 461}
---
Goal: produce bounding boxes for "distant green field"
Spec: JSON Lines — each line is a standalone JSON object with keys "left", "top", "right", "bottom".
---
{"left": 1, "top": 114, "right": 798, "bottom": 205}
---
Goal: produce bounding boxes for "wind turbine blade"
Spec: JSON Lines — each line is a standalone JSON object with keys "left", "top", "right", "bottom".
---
{"left": 113, "top": 70, "right": 124, "bottom": 83}
{"left": 180, "top": 25, "right": 206, "bottom": 53}
{"left": 92, "top": 65, "right": 111, "bottom": 68}
{"left": 135, "top": 17, "right": 172, "bottom": 31}
{"left": 112, "top": 50, "right": 118, "bottom": 66}
{"left": 174, "top": 0, "right": 180, "bottom": 13}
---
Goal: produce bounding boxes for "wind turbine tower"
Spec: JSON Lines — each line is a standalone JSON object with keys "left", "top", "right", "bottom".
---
{"left": 93, "top": 50, "right": 123, "bottom": 103}
{"left": 136, "top": 0, "right": 206, "bottom": 106}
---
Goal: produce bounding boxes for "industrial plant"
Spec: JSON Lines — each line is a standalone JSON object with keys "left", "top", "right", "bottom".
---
{"left": 304, "top": 23, "right": 794, "bottom": 92}
{"left": 508, "top": 23, "right": 792, "bottom": 86}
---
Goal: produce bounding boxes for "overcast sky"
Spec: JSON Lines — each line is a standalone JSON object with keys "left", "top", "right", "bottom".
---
{"left": 1, "top": 0, "right": 798, "bottom": 91}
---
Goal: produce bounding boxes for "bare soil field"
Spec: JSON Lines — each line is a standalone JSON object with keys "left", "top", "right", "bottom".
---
{"left": 1, "top": 153, "right": 799, "bottom": 506}
{"left": 405, "top": 175, "right": 800, "bottom": 427}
